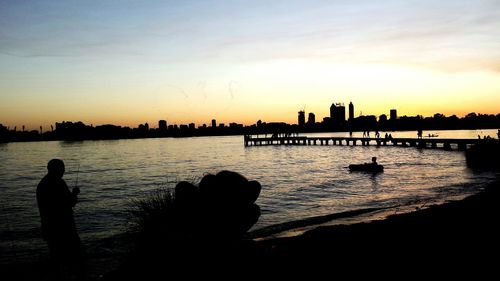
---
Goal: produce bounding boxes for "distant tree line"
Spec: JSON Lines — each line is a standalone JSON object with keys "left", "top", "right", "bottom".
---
{"left": 1, "top": 112, "right": 499, "bottom": 143}
{"left": 0, "top": 121, "right": 246, "bottom": 142}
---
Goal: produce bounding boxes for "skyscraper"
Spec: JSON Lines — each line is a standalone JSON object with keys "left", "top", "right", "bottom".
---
{"left": 390, "top": 109, "right": 397, "bottom": 120}
{"left": 349, "top": 102, "right": 354, "bottom": 121}
{"left": 212, "top": 119, "right": 217, "bottom": 128}
{"left": 158, "top": 120, "right": 167, "bottom": 130}
{"left": 298, "top": 111, "right": 305, "bottom": 127}
{"left": 330, "top": 102, "right": 346, "bottom": 126}
{"left": 308, "top": 112, "right": 315, "bottom": 125}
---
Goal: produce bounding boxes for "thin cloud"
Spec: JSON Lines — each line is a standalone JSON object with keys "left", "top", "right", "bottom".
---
{"left": 228, "top": 80, "right": 238, "bottom": 99}
{"left": 165, "top": 84, "right": 189, "bottom": 99}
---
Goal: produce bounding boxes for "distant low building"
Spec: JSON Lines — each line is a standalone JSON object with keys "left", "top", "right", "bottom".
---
{"left": 229, "top": 123, "right": 243, "bottom": 129}
{"left": 138, "top": 123, "right": 149, "bottom": 131}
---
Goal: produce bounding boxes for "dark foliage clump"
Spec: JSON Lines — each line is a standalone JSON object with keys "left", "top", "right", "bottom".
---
{"left": 113, "top": 171, "right": 262, "bottom": 279}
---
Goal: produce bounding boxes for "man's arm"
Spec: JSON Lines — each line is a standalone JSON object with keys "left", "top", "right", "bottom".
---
{"left": 62, "top": 180, "right": 79, "bottom": 207}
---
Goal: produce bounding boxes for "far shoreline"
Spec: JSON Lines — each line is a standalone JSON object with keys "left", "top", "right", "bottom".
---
{"left": 1, "top": 127, "right": 499, "bottom": 145}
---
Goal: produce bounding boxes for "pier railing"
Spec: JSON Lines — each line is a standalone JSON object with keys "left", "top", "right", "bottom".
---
{"left": 243, "top": 135, "right": 482, "bottom": 151}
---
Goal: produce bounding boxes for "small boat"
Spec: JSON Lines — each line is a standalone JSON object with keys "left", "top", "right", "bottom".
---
{"left": 348, "top": 163, "right": 384, "bottom": 173}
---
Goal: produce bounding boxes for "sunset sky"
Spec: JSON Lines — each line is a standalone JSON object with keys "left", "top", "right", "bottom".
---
{"left": 1, "top": 0, "right": 500, "bottom": 130}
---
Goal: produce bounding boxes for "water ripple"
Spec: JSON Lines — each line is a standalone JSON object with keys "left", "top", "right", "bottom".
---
{"left": 1, "top": 131, "right": 498, "bottom": 264}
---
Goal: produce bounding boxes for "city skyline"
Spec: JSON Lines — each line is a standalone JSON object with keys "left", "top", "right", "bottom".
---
{"left": 1, "top": 0, "right": 500, "bottom": 130}
{"left": 2, "top": 103, "right": 499, "bottom": 132}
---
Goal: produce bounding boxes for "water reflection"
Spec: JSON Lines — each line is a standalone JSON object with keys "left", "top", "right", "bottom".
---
{"left": 0, "top": 131, "right": 498, "bottom": 265}
{"left": 370, "top": 173, "right": 380, "bottom": 191}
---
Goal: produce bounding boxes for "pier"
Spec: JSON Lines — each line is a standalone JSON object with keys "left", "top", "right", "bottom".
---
{"left": 243, "top": 135, "right": 481, "bottom": 151}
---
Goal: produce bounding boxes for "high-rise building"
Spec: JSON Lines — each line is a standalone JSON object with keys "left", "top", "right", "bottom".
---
{"left": 211, "top": 119, "right": 217, "bottom": 128}
{"left": 348, "top": 102, "right": 354, "bottom": 121}
{"left": 308, "top": 112, "right": 315, "bottom": 125}
{"left": 298, "top": 111, "right": 305, "bottom": 127}
{"left": 158, "top": 120, "right": 167, "bottom": 130}
{"left": 330, "top": 103, "right": 346, "bottom": 126}
{"left": 390, "top": 109, "right": 397, "bottom": 120}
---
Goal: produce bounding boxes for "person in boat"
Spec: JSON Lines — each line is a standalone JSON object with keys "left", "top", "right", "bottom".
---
{"left": 365, "top": 157, "right": 379, "bottom": 167}
{"left": 349, "top": 157, "right": 383, "bottom": 172}
{"left": 36, "top": 159, "right": 85, "bottom": 278}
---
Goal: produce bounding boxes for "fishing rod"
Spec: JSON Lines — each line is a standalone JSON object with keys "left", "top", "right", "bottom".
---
{"left": 74, "top": 164, "right": 80, "bottom": 190}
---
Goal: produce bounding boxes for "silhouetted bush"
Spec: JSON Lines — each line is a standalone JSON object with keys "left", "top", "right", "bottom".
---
{"left": 111, "top": 171, "right": 263, "bottom": 279}
{"left": 128, "top": 188, "right": 176, "bottom": 239}
{"left": 129, "top": 171, "right": 261, "bottom": 242}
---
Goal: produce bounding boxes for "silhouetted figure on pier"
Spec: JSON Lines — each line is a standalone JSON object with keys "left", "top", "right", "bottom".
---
{"left": 417, "top": 129, "right": 423, "bottom": 139}
{"left": 36, "top": 159, "right": 85, "bottom": 279}
{"left": 497, "top": 129, "right": 500, "bottom": 140}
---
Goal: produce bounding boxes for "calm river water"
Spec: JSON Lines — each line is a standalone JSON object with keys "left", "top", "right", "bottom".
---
{"left": 1, "top": 129, "right": 498, "bottom": 264}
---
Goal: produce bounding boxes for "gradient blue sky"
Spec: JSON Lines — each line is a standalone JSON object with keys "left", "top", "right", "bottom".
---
{"left": 1, "top": 0, "right": 500, "bottom": 129}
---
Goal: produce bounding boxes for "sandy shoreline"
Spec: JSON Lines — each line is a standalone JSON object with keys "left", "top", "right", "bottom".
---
{"left": 106, "top": 179, "right": 499, "bottom": 278}
{"left": 2, "top": 180, "right": 499, "bottom": 279}
{"left": 256, "top": 180, "right": 500, "bottom": 269}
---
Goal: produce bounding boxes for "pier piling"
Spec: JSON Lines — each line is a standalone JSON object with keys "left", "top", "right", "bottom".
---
{"left": 244, "top": 135, "right": 481, "bottom": 151}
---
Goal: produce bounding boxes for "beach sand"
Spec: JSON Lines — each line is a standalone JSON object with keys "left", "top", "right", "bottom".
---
{"left": 255, "top": 180, "right": 500, "bottom": 273}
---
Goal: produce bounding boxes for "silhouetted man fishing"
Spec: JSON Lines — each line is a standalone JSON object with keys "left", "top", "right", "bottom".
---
{"left": 36, "top": 159, "right": 85, "bottom": 278}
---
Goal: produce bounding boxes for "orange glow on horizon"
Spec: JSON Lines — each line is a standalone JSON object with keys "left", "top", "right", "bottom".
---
{"left": 2, "top": 61, "right": 499, "bottom": 131}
